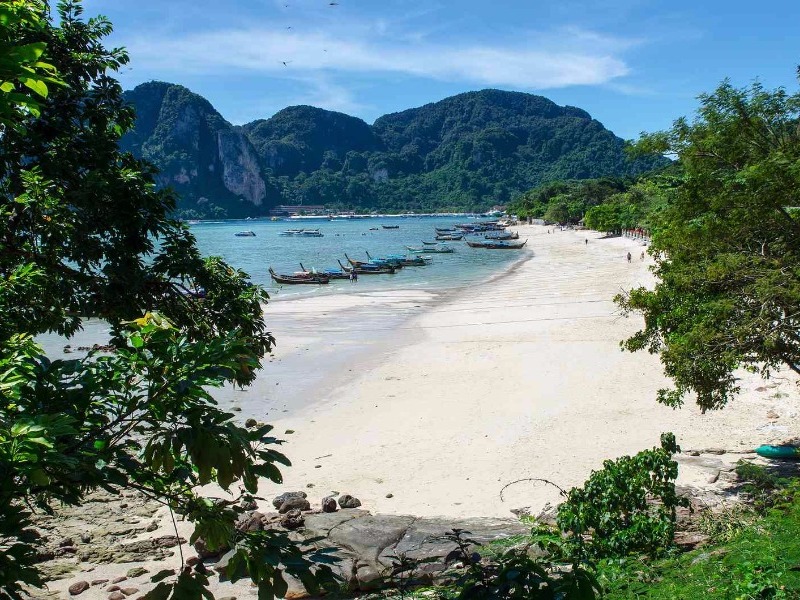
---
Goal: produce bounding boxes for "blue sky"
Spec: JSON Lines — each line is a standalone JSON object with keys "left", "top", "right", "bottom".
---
{"left": 84, "top": 0, "right": 800, "bottom": 139}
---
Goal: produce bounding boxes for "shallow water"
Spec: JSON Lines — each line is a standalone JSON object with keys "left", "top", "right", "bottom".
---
{"left": 189, "top": 216, "right": 521, "bottom": 301}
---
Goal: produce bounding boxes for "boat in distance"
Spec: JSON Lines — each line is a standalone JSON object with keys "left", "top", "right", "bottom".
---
{"left": 435, "top": 233, "right": 464, "bottom": 241}
{"left": 269, "top": 267, "right": 330, "bottom": 284}
{"left": 406, "top": 245, "right": 454, "bottom": 254}
{"left": 466, "top": 239, "right": 528, "bottom": 249}
{"left": 364, "top": 251, "right": 431, "bottom": 267}
{"left": 234, "top": 230, "right": 256, "bottom": 237}
{"left": 279, "top": 228, "right": 324, "bottom": 237}
{"left": 337, "top": 259, "right": 396, "bottom": 275}
{"left": 381, "top": 224, "right": 400, "bottom": 229}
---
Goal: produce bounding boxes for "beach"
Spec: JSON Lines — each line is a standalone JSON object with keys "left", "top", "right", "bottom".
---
{"left": 36, "top": 223, "right": 800, "bottom": 598}
{"left": 248, "top": 224, "right": 800, "bottom": 518}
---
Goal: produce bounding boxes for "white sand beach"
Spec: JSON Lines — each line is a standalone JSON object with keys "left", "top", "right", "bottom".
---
{"left": 252, "top": 224, "right": 800, "bottom": 518}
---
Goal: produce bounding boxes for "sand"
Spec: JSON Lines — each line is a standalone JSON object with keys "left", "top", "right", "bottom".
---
{"left": 254, "top": 224, "right": 800, "bottom": 518}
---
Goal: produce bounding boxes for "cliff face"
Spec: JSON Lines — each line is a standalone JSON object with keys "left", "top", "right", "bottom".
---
{"left": 120, "top": 82, "right": 272, "bottom": 218}
{"left": 122, "top": 83, "right": 668, "bottom": 216}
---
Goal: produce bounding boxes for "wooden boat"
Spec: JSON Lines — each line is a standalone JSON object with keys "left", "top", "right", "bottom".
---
{"left": 435, "top": 227, "right": 459, "bottom": 234}
{"left": 364, "top": 251, "right": 428, "bottom": 267}
{"left": 407, "top": 245, "right": 453, "bottom": 254}
{"left": 382, "top": 225, "right": 400, "bottom": 229}
{"left": 466, "top": 239, "right": 528, "bottom": 249}
{"left": 345, "top": 253, "right": 402, "bottom": 269}
{"left": 235, "top": 230, "right": 256, "bottom": 237}
{"left": 299, "top": 263, "right": 350, "bottom": 280}
{"left": 269, "top": 267, "right": 329, "bottom": 284}
{"left": 337, "top": 260, "right": 396, "bottom": 275}
{"left": 422, "top": 241, "right": 439, "bottom": 245}
{"left": 435, "top": 234, "right": 464, "bottom": 241}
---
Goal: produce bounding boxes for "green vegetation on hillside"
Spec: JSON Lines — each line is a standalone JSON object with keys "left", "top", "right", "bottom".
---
{"left": 122, "top": 84, "right": 669, "bottom": 217}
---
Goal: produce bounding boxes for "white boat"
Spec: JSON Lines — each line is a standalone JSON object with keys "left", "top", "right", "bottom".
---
{"left": 279, "top": 228, "right": 324, "bottom": 237}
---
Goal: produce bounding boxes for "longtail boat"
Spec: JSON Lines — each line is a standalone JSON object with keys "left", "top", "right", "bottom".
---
{"left": 337, "top": 259, "right": 396, "bottom": 275}
{"left": 365, "top": 251, "right": 429, "bottom": 267}
{"left": 382, "top": 224, "right": 400, "bottom": 229}
{"left": 345, "top": 253, "right": 402, "bottom": 269}
{"left": 269, "top": 267, "right": 330, "bottom": 284}
{"left": 466, "top": 239, "right": 528, "bottom": 249}
{"left": 407, "top": 245, "right": 454, "bottom": 254}
{"left": 299, "top": 263, "right": 349, "bottom": 280}
{"left": 422, "top": 241, "right": 439, "bottom": 245}
{"left": 435, "top": 233, "right": 464, "bottom": 241}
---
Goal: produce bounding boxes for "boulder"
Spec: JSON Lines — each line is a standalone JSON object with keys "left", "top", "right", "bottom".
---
{"left": 108, "top": 593, "right": 126, "bottom": 600}
{"left": 194, "top": 537, "right": 228, "bottom": 559}
{"left": 280, "top": 509, "right": 305, "bottom": 530}
{"left": 68, "top": 581, "right": 90, "bottom": 596}
{"left": 321, "top": 497, "right": 337, "bottom": 513}
{"left": 126, "top": 567, "right": 148, "bottom": 578}
{"left": 236, "top": 512, "right": 265, "bottom": 532}
{"left": 338, "top": 494, "right": 362, "bottom": 509}
{"left": 272, "top": 491, "right": 307, "bottom": 510}
{"left": 279, "top": 497, "right": 311, "bottom": 514}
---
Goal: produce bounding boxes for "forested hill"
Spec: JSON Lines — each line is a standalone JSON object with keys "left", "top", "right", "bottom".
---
{"left": 121, "top": 82, "right": 668, "bottom": 218}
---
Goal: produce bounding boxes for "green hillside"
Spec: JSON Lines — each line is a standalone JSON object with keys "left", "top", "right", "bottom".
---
{"left": 121, "top": 83, "right": 668, "bottom": 217}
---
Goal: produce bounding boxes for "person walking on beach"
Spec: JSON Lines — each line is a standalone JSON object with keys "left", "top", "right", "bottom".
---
{"left": 627, "top": 252, "right": 632, "bottom": 263}
{"left": 640, "top": 251, "right": 645, "bottom": 261}
{"left": 352, "top": 269, "right": 358, "bottom": 283}
{"left": 585, "top": 238, "right": 588, "bottom": 245}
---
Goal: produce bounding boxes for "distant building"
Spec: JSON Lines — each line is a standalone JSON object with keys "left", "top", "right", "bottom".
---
{"left": 269, "top": 205, "right": 326, "bottom": 217}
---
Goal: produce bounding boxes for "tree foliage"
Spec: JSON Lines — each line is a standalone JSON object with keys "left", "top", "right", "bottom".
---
{"left": 0, "top": 2, "right": 333, "bottom": 597}
{"left": 618, "top": 75, "right": 800, "bottom": 410}
{"left": 557, "top": 433, "right": 689, "bottom": 559}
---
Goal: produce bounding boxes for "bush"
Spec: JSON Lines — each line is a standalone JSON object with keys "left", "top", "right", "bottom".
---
{"left": 557, "top": 433, "right": 689, "bottom": 559}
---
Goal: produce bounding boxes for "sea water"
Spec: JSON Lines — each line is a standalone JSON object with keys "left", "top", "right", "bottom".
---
{"left": 190, "top": 216, "right": 522, "bottom": 301}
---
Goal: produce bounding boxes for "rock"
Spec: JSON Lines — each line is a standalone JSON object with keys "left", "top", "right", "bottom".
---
{"left": 106, "top": 586, "right": 120, "bottom": 592}
{"left": 68, "top": 581, "right": 90, "bottom": 595}
{"left": 91, "top": 579, "right": 109, "bottom": 587}
{"left": 688, "top": 450, "right": 701, "bottom": 456}
{"left": 338, "top": 494, "right": 362, "bottom": 509}
{"left": 146, "top": 521, "right": 159, "bottom": 532}
{"left": 534, "top": 502, "right": 559, "bottom": 526}
{"left": 126, "top": 567, "right": 148, "bottom": 578}
{"left": 59, "top": 538, "right": 75, "bottom": 548}
{"left": 231, "top": 407, "right": 242, "bottom": 412}
{"left": 186, "top": 556, "right": 201, "bottom": 567}
{"left": 111, "top": 577, "right": 128, "bottom": 584}
{"left": 120, "top": 588, "right": 139, "bottom": 597}
{"left": 272, "top": 491, "right": 307, "bottom": 510}
{"left": 55, "top": 545, "right": 78, "bottom": 556}
{"left": 321, "top": 497, "right": 338, "bottom": 513}
{"left": 767, "top": 410, "right": 780, "bottom": 420}
{"left": 385, "top": 493, "right": 394, "bottom": 499}
{"left": 108, "top": 592, "right": 126, "bottom": 600}
{"left": 707, "top": 470, "right": 720, "bottom": 484}
{"left": 245, "top": 418, "right": 258, "bottom": 428}
{"left": 80, "top": 533, "right": 91, "bottom": 544}
{"left": 237, "top": 512, "right": 265, "bottom": 532}
{"left": 509, "top": 507, "right": 531, "bottom": 517}
{"left": 279, "top": 496, "right": 311, "bottom": 513}
{"left": 706, "top": 448, "right": 726, "bottom": 455}
{"left": 280, "top": 509, "right": 305, "bottom": 530}
{"left": 218, "top": 597, "right": 237, "bottom": 600}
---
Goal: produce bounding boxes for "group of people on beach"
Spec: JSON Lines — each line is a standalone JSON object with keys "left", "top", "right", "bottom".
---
{"left": 626, "top": 251, "right": 646, "bottom": 263}
{"left": 349, "top": 270, "right": 358, "bottom": 283}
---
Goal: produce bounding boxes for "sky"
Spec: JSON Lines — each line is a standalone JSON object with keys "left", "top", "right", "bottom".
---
{"left": 83, "top": 0, "right": 800, "bottom": 139}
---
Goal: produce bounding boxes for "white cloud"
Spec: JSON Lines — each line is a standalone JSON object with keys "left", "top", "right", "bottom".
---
{"left": 124, "top": 24, "right": 633, "bottom": 90}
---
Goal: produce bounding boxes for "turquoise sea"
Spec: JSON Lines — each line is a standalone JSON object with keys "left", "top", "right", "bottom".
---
{"left": 189, "top": 216, "right": 524, "bottom": 300}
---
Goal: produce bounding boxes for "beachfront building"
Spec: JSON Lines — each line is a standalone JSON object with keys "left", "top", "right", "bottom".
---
{"left": 269, "top": 204, "right": 326, "bottom": 217}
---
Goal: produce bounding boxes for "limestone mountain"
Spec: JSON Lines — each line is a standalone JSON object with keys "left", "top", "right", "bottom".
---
{"left": 120, "top": 82, "right": 276, "bottom": 218}
{"left": 121, "top": 83, "right": 668, "bottom": 217}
